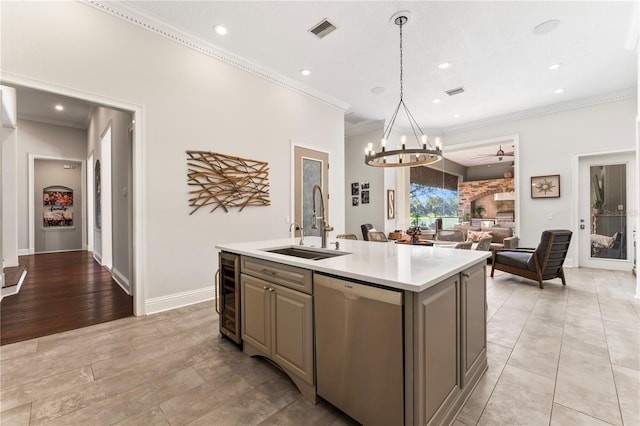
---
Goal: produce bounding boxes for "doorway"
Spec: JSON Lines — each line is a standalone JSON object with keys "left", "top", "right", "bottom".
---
{"left": 578, "top": 151, "right": 636, "bottom": 270}
{"left": 2, "top": 78, "right": 144, "bottom": 317}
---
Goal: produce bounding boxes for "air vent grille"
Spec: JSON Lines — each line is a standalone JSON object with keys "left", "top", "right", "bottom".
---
{"left": 309, "top": 19, "right": 337, "bottom": 39}
{"left": 445, "top": 87, "right": 466, "bottom": 96}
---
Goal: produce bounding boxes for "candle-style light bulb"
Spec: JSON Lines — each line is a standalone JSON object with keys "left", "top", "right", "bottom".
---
{"left": 435, "top": 137, "right": 442, "bottom": 150}
{"left": 421, "top": 134, "right": 428, "bottom": 149}
{"left": 400, "top": 135, "right": 406, "bottom": 150}
{"left": 381, "top": 138, "right": 386, "bottom": 152}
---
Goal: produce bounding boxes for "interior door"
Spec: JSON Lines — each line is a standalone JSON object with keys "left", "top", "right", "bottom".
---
{"left": 293, "top": 146, "right": 329, "bottom": 238}
{"left": 578, "top": 152, "right": 635, "bottom": 270}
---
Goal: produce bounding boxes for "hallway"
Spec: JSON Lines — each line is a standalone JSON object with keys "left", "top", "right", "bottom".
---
{"left": 1, "top": 251, "right": 133, "bottom": 345}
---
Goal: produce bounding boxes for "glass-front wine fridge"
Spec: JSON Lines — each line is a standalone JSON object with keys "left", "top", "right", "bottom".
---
{"left": 215, "top": 252, "right": 241, "bottom": 344}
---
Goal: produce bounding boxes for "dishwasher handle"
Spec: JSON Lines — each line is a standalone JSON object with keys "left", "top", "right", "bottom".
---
{"left": 314, "top": 274, "right": 402, "bottom": 305}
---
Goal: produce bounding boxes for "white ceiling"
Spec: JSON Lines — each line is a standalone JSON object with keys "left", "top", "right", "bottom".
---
{"left": 7, "top": 1, "right": 637, "bottom": 167}
{"left": 119, "top": 0, "right": 636, "bottom": 133}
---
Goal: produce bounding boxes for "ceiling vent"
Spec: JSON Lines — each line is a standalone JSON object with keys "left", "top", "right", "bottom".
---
{"left": 309, "top": 19, "right": 337, "bottom": 39}
{"left": 445, "top": 87, "right": 466, "bottom": 96}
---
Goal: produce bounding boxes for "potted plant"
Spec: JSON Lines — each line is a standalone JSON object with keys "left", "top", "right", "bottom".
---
{"left": 473, "top": 205, "right": 485, "bottom": 218}
{"left": 593, "top": 200, "right": 603, "bottom": 214}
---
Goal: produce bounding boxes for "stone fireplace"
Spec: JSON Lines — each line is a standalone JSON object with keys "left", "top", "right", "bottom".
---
{"left": 458, "top": 178, "right": 515, "bottom": 221}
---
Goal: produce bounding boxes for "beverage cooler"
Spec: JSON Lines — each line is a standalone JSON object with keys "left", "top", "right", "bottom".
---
{"left": 215, "top": 252, "right": 241, "bottom": 344}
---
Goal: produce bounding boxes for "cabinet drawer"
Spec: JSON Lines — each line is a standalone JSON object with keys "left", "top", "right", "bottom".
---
{"left": 241, "top": 257, "right": 312, "bottom": 294}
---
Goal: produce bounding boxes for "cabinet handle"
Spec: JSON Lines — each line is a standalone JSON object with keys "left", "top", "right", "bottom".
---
{"left": 269, "top": 287, "right": 274, "bottom": 292}
{"left": 214, "top": 269, "right": 221, "bottom": 315}
{"left": 261, "top": 268, "right": 276, "bottom": 275}
{"left": 462, "top": 272, "right": 470, "bottom": 278}
{"left": 263, "top": 286, "right": 269, "bottom": 290}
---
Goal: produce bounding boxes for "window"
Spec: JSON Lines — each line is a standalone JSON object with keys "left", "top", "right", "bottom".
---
{"left": 410, "top": 167, "right": 459, "bottom": 229}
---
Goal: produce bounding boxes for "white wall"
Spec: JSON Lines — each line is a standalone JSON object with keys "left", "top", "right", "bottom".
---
{"left": 0, "top": 1, "right": 345, "bottom": 312}
{"left": 1, "top": 126, "right": 18, "bottom": 267}
{"left": 345, "top": 127, "right": 386, "bottom": 237}
{"left": 443, "top": 97, "right": 637, "bottom": 258}
{"left": 88, "top": 107, "right": 133, "bottom": 292}
{"left": 16, "top": 120, "right": 87, "bottom": 253}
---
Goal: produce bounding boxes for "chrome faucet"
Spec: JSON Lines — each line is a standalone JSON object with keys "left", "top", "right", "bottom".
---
{"left": 289, "top": 222, "right": 304, "bottom": 246}
{"left": 312, "top": 184, "right": 334, "bottom": 248}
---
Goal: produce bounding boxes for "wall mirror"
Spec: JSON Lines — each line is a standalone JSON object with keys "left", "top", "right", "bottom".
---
{"left": 590, "top": 163, "right": 626, "bottom": 260}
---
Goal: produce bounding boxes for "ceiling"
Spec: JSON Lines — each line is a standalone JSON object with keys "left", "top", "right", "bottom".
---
{"left": 7, "top": 1, "right": 637, "bottom": 167}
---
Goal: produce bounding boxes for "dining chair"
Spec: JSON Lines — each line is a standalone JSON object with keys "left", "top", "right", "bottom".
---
{"left": 367, "top": 231, "right": 388, "bottom": 242}
{"left": 474, "top": 236, "right": 493, "bottom": 251}
{"left": 361, "top": 224, "right": 374, "bottom": 241}
{"left": 336, "top": 233, "right": 358, "bottom": 240}
{"left": 454, "top": 240, "right": 473, "bottom": 249}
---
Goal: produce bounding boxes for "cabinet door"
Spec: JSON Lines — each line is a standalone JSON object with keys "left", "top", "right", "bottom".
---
{"left": 416, "top": 275, "right": 461, "bottom": 426}
{"left": 241, "top": 274, "right": 271, "bottom": 356}
{"left": 271, "top": 284, "right": 314, "bottom": 386}
{"left": 461, "top": 263, "right": 487, "bottom": 387}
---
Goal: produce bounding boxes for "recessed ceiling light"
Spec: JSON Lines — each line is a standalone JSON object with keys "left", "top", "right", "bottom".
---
{"left": 438, "top": 62, "right": 452, "bottom": 69}
{"left": 453, "top": 113, "right": 460, "bottom": 118}
{"left": 55, "top": 104, "right": 64, "bottom": 111}
{"left": 555, "top": 88, "right": 566, "bottom": 94}
{"left": 370, "top": 86, "right": 385, "bottom": 95}
{"left": 533, "top": 19, "right": 560, "bottom": 35}
{"left": 213, "top": 25, "right": 228, "bottom": 36}
{"left": 548, "top": 63, "right": 562, "bottom": 71}
{"left": 432, "top": 99, "right": 441, "bottom": 104}
{"left": 300, "top": 69, "right": 311, "bottom": 76}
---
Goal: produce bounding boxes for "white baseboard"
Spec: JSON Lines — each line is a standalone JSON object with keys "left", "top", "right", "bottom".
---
{"left": 34, "top": 249, "right": 84, "bottom": 255}
{"left": 93, "top": 252, "right": 102, "bottom": 264}
{"left": 18, "top": 249, "right": 30, "bottom": 256}
{"left": 111, "top": 267, "right": 131, "bottom": 295}
{"left": 145, "top": 286, "right": 215, "bottom": 315}
{"left": 0, "top": 268, "right": 27, "bottom": 301}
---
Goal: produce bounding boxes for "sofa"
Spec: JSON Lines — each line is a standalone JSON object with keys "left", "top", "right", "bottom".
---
{"left": 452, "top": 223, "right": 518, "bottom": 251}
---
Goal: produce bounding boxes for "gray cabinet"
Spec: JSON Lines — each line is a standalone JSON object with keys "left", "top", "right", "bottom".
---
{"left": 241, "top": 257, "right": 315, "bottom": 401}
{"left": 461, "top": 262, "right": 487, "bottom": 387}
{"left": 415, "top": 274, "right": 461, "bottom": 426}
{"left": 413, "top": 264, "right": 487, "bottom": 426}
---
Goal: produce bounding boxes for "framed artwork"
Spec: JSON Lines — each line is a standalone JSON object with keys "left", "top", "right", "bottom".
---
{"left": 43, "top": 186, "right": 74, "bottom": 227}
{"left": 352, "top": 196, "right": 359, "bottom": 206}
{"left": 361, "top": 190, "right": 370, "bottom": 204}
{"left": 361, "top": 182, "right": 370, "bottom": 190}
{"left": 387, "top": 189, "right": 395, "bottom": 219}
{"left": 95, "top": 160, "right": 102, "bottom": 229}
{"left": 531, "top": 174, "right": 560, "bottom": 198}
{"left": 351, "top": 182, "right": 359, "bottom": 196}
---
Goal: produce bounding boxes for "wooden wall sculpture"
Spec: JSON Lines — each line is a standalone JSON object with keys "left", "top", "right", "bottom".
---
{"left": 187, "top": 150, "right": 270, "bottom": 214}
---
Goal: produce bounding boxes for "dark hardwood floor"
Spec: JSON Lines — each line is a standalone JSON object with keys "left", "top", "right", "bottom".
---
{"left": 1, "top": 251, "right": 133, "bottom": 345}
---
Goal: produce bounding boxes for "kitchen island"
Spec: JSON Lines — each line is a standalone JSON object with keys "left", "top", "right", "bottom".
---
{"left": 216, "top": 237, "right": 490, "bottom": 426}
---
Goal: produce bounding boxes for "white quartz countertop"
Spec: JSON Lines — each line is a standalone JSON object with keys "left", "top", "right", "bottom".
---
{"left": 216, "top": 236, "right": 491, "bottom": 292}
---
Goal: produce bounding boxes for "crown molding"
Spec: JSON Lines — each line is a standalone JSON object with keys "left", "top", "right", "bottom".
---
{"left": 17, "top": 113, "right": 88, "bottom": 130}
{"left": 84, "top": 1, "right": 350, "bottom": 113}
{"left": 442, "top": 88, "right": 637, "bottom": 134}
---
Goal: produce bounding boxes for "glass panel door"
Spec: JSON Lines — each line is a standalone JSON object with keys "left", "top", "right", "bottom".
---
{"left": 590, "top": 164, "right": 627, "bottom": 260}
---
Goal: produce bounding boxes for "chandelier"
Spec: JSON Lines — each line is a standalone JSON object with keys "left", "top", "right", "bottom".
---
{"left": 365, "top": 14, "right": 442, "bottom": 168}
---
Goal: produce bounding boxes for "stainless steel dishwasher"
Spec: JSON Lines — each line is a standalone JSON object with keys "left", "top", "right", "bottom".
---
{"left": 314, "top": 273, "right": 403, "bottom": 426}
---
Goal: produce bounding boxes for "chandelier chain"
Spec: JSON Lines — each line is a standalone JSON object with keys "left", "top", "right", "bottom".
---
{"left": 399, "top": 18, "right": 403, "bottom": 101}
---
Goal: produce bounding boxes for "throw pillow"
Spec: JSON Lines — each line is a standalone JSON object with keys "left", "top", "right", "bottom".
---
{"left": 467, "top": 230, "right": 493, "bottom": 242}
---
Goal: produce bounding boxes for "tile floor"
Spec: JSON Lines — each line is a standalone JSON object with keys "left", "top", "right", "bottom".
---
{"left": 1, "top": 268, "right": 638, "bottom": 425}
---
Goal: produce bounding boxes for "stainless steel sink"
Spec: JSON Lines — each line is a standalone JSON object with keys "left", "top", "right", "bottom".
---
{"left": 263, "top": 246, "right": 349, "bottom": 260}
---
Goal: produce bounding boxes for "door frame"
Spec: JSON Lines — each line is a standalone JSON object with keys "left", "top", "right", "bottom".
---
{"left": 28, "top": 154, "right": 86, "bottom": 254}
{"left": 7, "top": 73, "right": 146, "bottom": 316}
{"left": 572, "top": 149, "right": 636, "bottom": 271}
{"left": 290, "top": 142, "right": 330, "bottom": 239}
